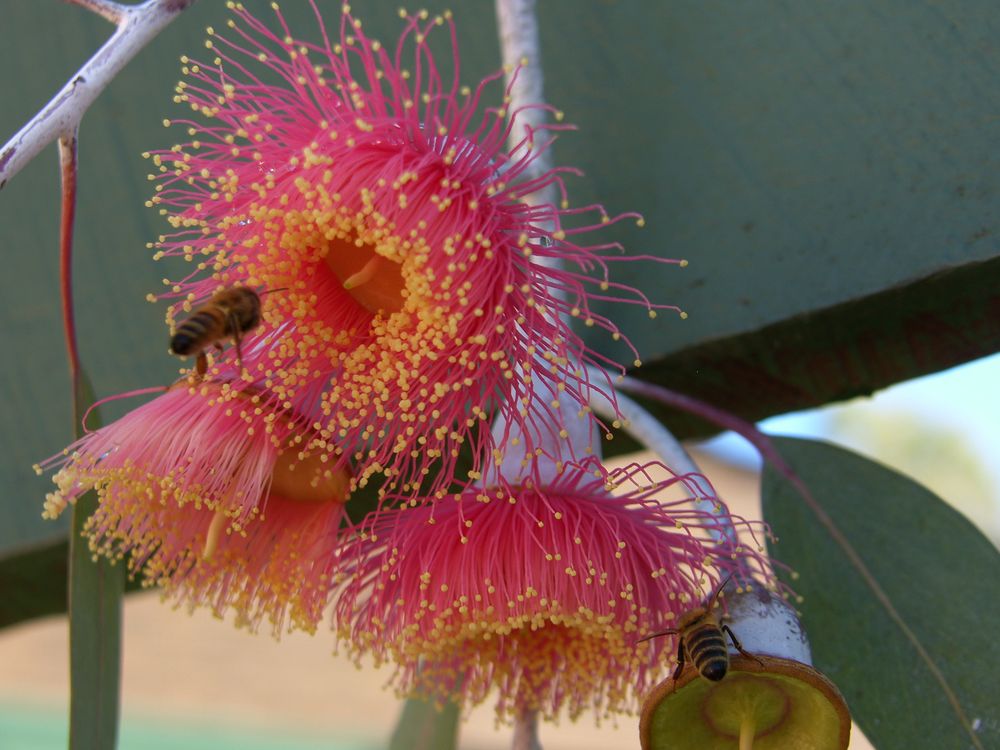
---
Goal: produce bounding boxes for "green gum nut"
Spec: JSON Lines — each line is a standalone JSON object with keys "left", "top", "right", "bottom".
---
{"left": 640, "top": 584, "right": 851, "bottom": 750}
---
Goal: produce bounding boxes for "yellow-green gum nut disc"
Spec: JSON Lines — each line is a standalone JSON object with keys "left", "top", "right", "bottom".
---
{"left": 639, "top": 655, "right": 851, "bottom": 750}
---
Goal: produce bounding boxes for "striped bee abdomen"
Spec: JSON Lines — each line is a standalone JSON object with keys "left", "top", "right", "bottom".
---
{"left": 170, "top": 309, "right": 225, "bottom": 356}
{"left": 642, "top": 577, "right": 761, "bottom": 684}
{"left": 685, "top": 622, "right": 729, "bottom": 682}
{"left": 168, "top": 287, "right": 264, "bottom": 378}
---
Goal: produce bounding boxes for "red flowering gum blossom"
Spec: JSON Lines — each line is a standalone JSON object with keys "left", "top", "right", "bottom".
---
{"left": 147, "top": 2, "right": 680, "bottom": 499}
{"left": 332, "top": 458, "right": 776, "bottom": 721}
{"left": 39, "top": 378, "right": 351, "bottom": 634}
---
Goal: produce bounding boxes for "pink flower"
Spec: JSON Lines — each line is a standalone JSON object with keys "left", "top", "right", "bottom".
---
{"left": 147, "top": 3, "right": 676, "bottom": 499}
{"left": 40, "top": 374, "right": 351, "bottom": 633}
{"left": 333, "top": 458, "right": 775, "bottom": 721}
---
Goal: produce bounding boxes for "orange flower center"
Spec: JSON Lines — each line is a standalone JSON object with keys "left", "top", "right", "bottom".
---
{"left": 324, "top": 234, "right": 405, "bottom": 315}
{"left": 268, "top": 447, "right": 352, "bottom": 505}
{"left": 202, "top": 443, "right": 351, "bottom": 560}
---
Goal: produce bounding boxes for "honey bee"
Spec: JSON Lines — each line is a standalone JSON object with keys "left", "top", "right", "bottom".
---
{"left": 639, "top": 575, "right": 760, "bottom": 682}
{"left": 169, "top": 286, "right": 262, "bottom": 376}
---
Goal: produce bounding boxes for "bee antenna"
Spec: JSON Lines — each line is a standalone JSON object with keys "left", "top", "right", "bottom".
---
{"left": 260, "top": 287, "right": 288, "bottom": 295}
{"left": 637, "top": 628, "right": 679, "bottom": 644}
{"left": 707, "top": 573, "right": 735, "bottom": 610}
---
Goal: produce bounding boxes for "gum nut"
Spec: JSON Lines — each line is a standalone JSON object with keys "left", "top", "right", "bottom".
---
{"left": 639, "top": 655, "right": 851, "bottom": 750}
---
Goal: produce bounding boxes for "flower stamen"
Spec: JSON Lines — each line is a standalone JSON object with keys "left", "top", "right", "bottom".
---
{"left": 323, "top": 235, "right": 405, "bottom": 315}
{"left": 203, "top": 507, "right": 228, "bottom": 560}
{"left": 341, "top": 255, "right": 381, "bottom": 291}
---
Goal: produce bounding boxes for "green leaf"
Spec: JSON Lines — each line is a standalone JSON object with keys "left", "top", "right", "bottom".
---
{"left": 66, "top": 368, "right": 124, "bottom": 750}
{"left": 69, "top": 490, "right": 125, "bottom": 750}
{"left": 762, "top": 436, "right": 1000, "bottom": 750}
{"left": 388, "top": 697, "right": 460, "bottom": 750}
{"left": 633, "top": 256, "right": 1000, "bottom": 440}
{"left": 0, "top": 537, "right": 141, "bottom": 629}
{"left": 539, "top": 2, "right": 1000, "bottom": 431}
{"left": 0, "top": 537, "right": 74, "bottom": 628}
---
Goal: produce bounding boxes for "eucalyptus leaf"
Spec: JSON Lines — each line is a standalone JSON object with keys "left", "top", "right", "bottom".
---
{"left": 0, "top": 538, "right": 142, "bottom": 629}
{"left": 67, "top": 354, "right": 125, "bottom": 750}
{"left": 0, "top": 537, "right": 74, "bottom": 628}
{"left": 762, "top": 436, "right": 1000, "bottom": 750}
{"left": 68, "top": 489, "right": 125, "bottom": 750}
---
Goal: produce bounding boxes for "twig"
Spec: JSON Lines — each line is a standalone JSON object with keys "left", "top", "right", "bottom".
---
{"left": 495, "top": 0, "right": 560, "bottom": 273}
{"left": 613, "top": 375, "right": 798, "bottom": 478}
{"left": 495, "top": 0, "right": 552, "bottom": 186}
{"left": 496, "top": 0, "right": 555, "bottom": 183}
{"left": 511, "top": 708, "right": 543, "bottom": 750}
{"left": 58, "top": 132, "right": 82, "bottom": 390}
{"left": 0, "top": 0, "right": 197, "bottom": 191}
{"left": 585, "top": 371, "right": 738, "bottom": 547}
{"left": 66, "top": 0, "right": 128, "bottom": 25}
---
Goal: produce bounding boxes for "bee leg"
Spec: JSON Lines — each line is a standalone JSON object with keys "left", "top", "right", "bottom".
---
{"left": 672, "top": 639, "right": 686, "bottom": 680}
{"left": 195, "top": 352, "right": 208, "bottom": 377}
{"left": 722, "top": 624, "right": 763, "bottom": 667}
{"left": 229, "top": 311, "right": 246, "bottom": 375}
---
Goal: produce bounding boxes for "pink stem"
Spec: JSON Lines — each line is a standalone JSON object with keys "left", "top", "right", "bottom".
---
{"left": 615, "top": 375, "right": 796, "bottom": 478}
{"left": 65, "top": 0, "right": 127, "bottom": 24}
{"left": 59, "top": 132, "right": 82, "bottom": 390}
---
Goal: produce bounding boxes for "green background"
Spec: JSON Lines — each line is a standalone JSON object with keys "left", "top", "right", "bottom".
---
{"left": 3, "top": 0, "right": 1000, "bottom": 550}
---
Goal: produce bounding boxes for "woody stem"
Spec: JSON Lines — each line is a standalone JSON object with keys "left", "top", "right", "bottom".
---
{"left": 0, "top": 0, "right": 198, "bottom": 191}
{"left": 511, "top": 708, "right": 543, "bottom": 750}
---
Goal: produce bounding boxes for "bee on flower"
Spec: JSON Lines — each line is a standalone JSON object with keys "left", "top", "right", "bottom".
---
{"left": 146, "top": 1, "right": 679, "bottom": 501}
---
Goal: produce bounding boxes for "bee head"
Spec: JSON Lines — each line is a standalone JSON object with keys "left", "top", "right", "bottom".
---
{"left": 169, "top": 332, "right": 196, "bottom": 356}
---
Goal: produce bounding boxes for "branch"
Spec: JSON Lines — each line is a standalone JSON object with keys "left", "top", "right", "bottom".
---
{"left": 0, "top": 0, "right": 197, "bottom": 191}
{"left": 614, "top": 375, "right": 798, "bottom": 479}
{"left": 495, "top": 0, "right": 562, "bottom": 272}
{"left": 59, "top": 132, "right": 81, "bottom": 387}
{"left": 585, "top": 368, "right": 738, "bottom": 548}
{"left": 495, "top": 0, "right": 554, "bottom": 188}
{"left": 66, "top": 0, "right": 129, "bottom": 25}
{"left": 511, "top": 708, "right": 543, "bottom": 750}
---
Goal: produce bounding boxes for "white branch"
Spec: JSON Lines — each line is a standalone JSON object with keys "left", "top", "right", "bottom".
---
{"left": 585, "top": 367, "right": 738, "bottom": 547}
{"left": 495, "top": 0, "right": 554, "bottom": 189}
{"left": 496, "top": 0, "right": 563, "bottom": 273}
{"left": 0, "top": 0, "right": 197, "bottom": 191}
{"left": 68, "top": 0, "right": 129, "bottom": 25}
